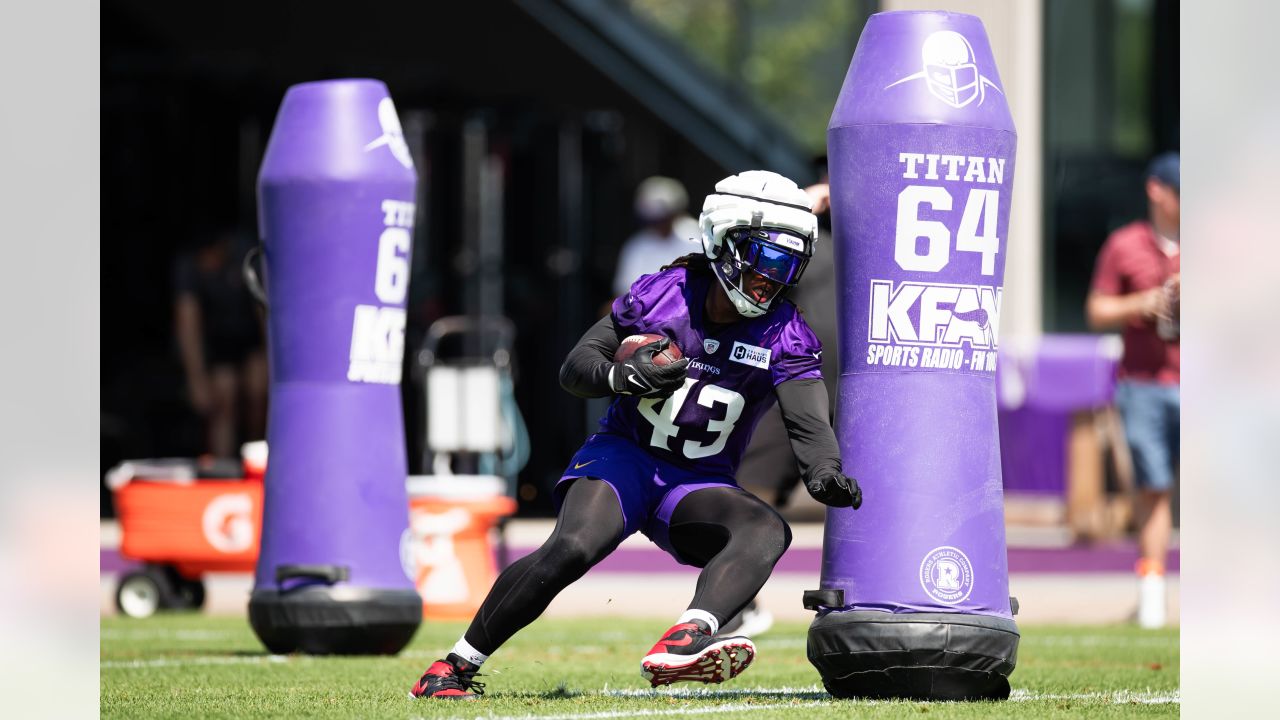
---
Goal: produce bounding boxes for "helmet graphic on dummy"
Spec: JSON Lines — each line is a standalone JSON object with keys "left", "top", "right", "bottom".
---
{"left": 699, "top": 170, "right": 818, "bottom": 318}
{"left": 922, "top": 30, "right": 980, "bottom": 109}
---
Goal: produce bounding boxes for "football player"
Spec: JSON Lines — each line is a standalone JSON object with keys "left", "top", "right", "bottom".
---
{"left": 412, "top": 170, "right": 862, "bottom": 699}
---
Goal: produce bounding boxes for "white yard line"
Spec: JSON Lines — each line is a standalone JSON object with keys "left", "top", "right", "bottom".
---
{"left": 602, "top": 687, "right": 1178, "bottom": 705}
{"left": 100, "top": 630, "right": 1168, "bottom": 648}
{"left": 1023, "top": 634, "right": 1176, "bottom": 648}
{"left": 751, "top": 638, "right": 806, "bottom": 649}
{"left": 1009, "top": 689, "right": 1180, "bottom": 704}
{"left": 459, "top": 689, "right": 1182, "bottom": 720}
{"left": 101, "top": 655, "right": 1181, "bottom": 710}
{"left": 451, "top": 702, "right": 829, "bottom": 720}
{"left": 100, "top": 629, "right": 232, "bottom": 641}
{"left": 101, "top": 655, "right": 289, "bottom": 669}
{"left": 605, "top": 687, "right": 824, "bottom": 698}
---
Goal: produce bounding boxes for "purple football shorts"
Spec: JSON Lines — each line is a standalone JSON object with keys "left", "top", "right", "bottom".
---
{"left": 554, "top": 432, "right": 738, "bottom": 565}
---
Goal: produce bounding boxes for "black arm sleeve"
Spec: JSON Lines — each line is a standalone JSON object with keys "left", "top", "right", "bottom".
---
{"left": 558, "top": 314, "right": 623, "bottom": 398}
{"left": 775, "top": 377, "right": 843, "bottom": 483}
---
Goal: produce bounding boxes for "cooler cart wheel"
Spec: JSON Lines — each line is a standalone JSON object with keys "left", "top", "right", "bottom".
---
{"left": 115, "top": 567, "right": 175, "bottom": 619}
{"left": 172, "top": 575, "right": 207, "bottom": 610}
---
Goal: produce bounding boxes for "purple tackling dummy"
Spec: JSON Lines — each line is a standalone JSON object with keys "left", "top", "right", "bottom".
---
{"left": 805, "top": 12, "right": 1019, "bottom": 699}
{"left": 249, "top": 79, "right": 422, "bottom": 654}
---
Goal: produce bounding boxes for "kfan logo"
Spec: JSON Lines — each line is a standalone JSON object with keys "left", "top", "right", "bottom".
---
{"left": 349, "top": 199, "right": 412, "bottom": 385}
{"left": 869, "top": 279, "right": 1001, "bottom": 349}
{"left": 886, "top": 30, "right": 1004, "bottom": 109}
{"left": 348, "top": 304, "right": 406, "bottom": 384}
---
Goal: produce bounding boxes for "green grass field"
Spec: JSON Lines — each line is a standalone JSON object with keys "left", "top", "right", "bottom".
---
{"left": 102, "top": 614, "right": 1178, "bottom": 718}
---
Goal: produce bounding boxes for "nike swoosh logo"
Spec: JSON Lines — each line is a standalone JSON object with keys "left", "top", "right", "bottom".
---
{"left": 573, "top": 460, "right": 598, "bottom": 470}
{"left": 662, "top": 633, "right": 695, "bottom": 648}
{"left": 812, "top": 351, "right": 822, "bottom": 360}
{"left": 628, "top": 374, "right": 644, "bottom": 388}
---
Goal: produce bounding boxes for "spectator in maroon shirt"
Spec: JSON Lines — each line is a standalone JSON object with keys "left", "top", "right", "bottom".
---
{"left": 1086, "top": 152, "right": 1179, "bottom": 629}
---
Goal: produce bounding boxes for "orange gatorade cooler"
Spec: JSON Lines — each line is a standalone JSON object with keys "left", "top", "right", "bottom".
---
{"left": 107, "top": 449, "right": 267, "bottom": 617}
{"left": 114, "top": 476, "right": 263, "bottom": 576}
{"left": 405, "top": 475, "right": 517, "bottom": 620}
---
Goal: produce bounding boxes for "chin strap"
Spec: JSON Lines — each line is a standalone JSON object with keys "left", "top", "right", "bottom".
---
{"left": 712, "top": 270, "right": 769, "bottom": 318}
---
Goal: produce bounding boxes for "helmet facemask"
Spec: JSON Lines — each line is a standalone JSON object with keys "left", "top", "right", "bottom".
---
{"left": 711, "top": 227, "right": 811, "bottom": 318}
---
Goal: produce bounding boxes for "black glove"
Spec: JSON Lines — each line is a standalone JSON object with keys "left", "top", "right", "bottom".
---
{"left": 805, "top": 471, "right": 862, "bottom": 509}
{"left": 610, "top": 338, "right": 689, "bottom": 398}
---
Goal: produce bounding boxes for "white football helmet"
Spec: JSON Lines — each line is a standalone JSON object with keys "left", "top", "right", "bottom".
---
{"left": 699, "top": 170, "right": 818, "bottom": 317}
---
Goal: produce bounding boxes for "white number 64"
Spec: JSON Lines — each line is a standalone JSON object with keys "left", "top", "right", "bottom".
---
{"left": 895, "top": 185, "right": 1000, "bottom": 276}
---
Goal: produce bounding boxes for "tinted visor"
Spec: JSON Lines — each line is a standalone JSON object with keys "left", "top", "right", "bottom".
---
{"left": 734, "top": 229, "right": 809, "bottom": 287}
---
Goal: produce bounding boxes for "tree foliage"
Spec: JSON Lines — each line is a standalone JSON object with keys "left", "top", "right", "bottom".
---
{"left": 626, "top": 0, "right": 868, "bottom": 153}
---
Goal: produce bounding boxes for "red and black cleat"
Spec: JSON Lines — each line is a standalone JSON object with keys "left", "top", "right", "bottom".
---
{"left": 640, "top": 621, "right": 756, "bottom": 687}
{"left": 410, "top": 659, "right": 485, "bottom": 700}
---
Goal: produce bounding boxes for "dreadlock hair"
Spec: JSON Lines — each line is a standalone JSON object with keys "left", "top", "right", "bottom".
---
{"left": 661, "top": 252, "right": 712, "bottom": 275}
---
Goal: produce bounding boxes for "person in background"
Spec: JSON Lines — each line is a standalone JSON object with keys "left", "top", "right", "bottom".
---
{"left": 612, "top": 176, "right": 702, "bottom": 297}
{"left": 173, "top": 228, "right": 268, "bottom": 458}
{"left": 1086, "top": 152, "right": 1180, "bottom": 629}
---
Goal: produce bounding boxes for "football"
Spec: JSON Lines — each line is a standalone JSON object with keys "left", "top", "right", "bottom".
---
{"left": 614, "top": 333, "right": 683, "bottom": 366}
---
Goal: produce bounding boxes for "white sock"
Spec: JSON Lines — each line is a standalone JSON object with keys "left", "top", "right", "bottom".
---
{"left": 678, "top": 609, "right": 719, "bottom": 635}
{"left": 1137, "top": 574, "right": 1167, "bottom": 629}
{"left": 450, "top": 638, "right": 489, "bottom": 666}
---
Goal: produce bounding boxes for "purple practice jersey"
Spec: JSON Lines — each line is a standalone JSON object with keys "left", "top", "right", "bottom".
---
{"left": 600, "top": 265, "right": 823, "bottom": 479}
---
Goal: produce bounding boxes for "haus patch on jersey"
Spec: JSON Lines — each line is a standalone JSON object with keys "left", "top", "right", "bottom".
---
{"left": 728, "top": 342, "right": 771, "bottom": 370}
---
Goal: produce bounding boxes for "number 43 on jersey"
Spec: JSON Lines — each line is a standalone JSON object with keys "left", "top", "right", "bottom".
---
{"left": 638, "top": 378, "right": 744, "bottom": 460}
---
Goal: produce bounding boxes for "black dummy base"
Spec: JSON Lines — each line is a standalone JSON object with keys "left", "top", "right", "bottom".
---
{"left": 807, "top": 609, "right": 1019, "bottom": 700}
{"left": 249, "top": 584, "right": 422, "bottom": 655}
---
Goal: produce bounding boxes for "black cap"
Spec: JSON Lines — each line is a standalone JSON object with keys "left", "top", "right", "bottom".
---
{"left": 1146, "top": 152, "right": 1179, "bottom": 193}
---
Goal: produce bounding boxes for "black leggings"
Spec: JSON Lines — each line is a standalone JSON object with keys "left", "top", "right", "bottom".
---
{"left": 463, "top": 478, "right": 792, "bottom": 655}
